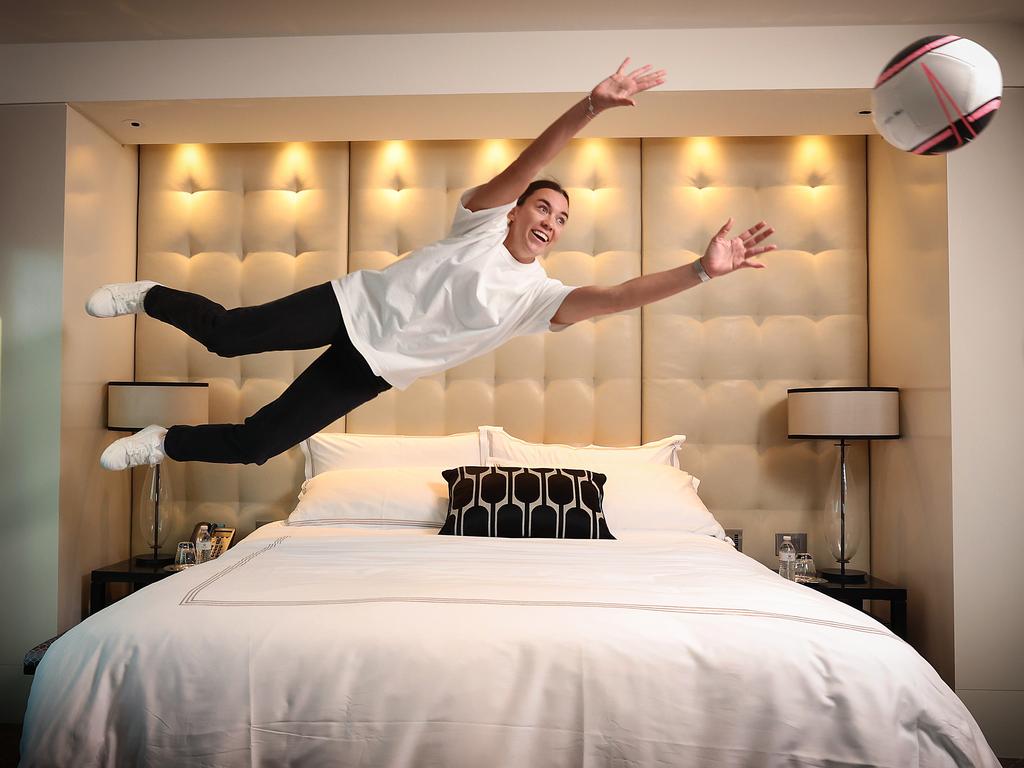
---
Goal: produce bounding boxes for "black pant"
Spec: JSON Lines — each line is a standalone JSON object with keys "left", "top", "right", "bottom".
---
{"left": 144, "top": 283, "right": 391, "bottom": 465}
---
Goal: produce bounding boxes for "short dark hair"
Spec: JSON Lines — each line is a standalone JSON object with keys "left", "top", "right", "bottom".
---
{"left": 516, "top": 179, "right": 570, "bottom": 208}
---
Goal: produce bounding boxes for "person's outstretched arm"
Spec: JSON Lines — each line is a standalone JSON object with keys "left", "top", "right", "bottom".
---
{"left": 464, "top": 58, "right": 665, "bottom": 212}
{"left": 551, "top": 219, "right": 778, "bottom": 325}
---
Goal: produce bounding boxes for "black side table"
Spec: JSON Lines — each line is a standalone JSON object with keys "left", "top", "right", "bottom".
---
{"left": 90, "top": 558, "right": 175, "bottom": 615}
{"left": 804, "top": 574, "right": 907, "bottom": 640}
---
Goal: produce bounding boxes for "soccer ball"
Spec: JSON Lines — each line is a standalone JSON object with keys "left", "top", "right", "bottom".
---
{"left": 872, "top": 36, "right": 1002, "bottom": 154}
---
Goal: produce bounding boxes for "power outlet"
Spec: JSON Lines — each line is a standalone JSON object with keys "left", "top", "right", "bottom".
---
{"left": 775, "top": 532, "right": 808, "bottom": 555}
{"left": 725, "top": 529, "right": 743, "bottom": 552}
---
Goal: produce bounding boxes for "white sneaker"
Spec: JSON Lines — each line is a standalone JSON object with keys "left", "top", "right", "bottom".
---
{"left": 100, "top": 424, "right": 168, "bottom": 470}
{"left": 86, "top": 280, "right": 159, "bottom": 318}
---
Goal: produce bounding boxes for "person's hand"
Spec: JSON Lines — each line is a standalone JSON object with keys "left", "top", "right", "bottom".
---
{"left": 700, "top": 219, "right": 776, "bottom": 278}
{"left": 591, "top": 58, "right": 666, "bottom": 112}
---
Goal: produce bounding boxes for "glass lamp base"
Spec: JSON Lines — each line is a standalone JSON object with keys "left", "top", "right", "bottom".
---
{"left": 821, "top": 567, "right": 867, "bottom": 584}
{"left": 137, "top": 462, "right": 174, "bottom": 569}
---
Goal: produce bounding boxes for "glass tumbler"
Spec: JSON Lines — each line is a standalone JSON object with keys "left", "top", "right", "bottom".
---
{"left": 174, "top": 541, "right": 196, "bottom": 569}
{"left": 794, "top": 553, "right": 817, "bottom": 583}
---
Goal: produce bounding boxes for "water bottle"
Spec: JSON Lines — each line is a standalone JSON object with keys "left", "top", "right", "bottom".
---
{"left": 196, "top": 524, "right": 213, "bottom": 565}
{"left": 778, "top": 535, "right": 797, "bottom": 581}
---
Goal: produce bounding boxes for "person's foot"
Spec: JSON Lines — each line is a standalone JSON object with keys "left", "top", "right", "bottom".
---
{"left": 86, "top": 280, "right": 159, "bottom": 318}
{"left": 100, "top": 424, "right": 168, "bottom": 470}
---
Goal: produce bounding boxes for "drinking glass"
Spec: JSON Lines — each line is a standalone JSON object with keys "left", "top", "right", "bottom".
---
{"left": 794, "top": 553, "right": 818, "bottom": 583}
{"left": 172, "top": 541, "right": 196, "bottom": 570}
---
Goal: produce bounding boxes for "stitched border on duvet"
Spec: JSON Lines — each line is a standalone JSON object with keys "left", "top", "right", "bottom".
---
{"left": 179, "top": 536, "right": 895, "bottom": 639}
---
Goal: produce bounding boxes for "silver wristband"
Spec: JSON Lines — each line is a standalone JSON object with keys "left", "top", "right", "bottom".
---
{"left": 585, "top": 94, "right": 598, "bottom": 120}
{"left": 693, "top": 258, "right": 712, "bottom": 283}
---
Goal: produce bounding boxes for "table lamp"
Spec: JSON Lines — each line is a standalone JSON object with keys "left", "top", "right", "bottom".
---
{"left": 787, "top": 386, "right": 900, "bottom": 583}
{"left": 107, "top": 381, "right": 209, "bottom": 566}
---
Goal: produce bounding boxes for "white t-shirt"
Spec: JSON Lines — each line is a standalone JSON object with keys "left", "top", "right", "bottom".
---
{"left": 332, "top": 189, "right": 575, "bottom": 390}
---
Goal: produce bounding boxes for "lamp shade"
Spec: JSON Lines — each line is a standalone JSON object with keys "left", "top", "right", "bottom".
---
{"left": 107, "top": 382, "right": 209, "bottom": 431}
{"left": 787, "top": 387, "right": 899, "bottom": 440}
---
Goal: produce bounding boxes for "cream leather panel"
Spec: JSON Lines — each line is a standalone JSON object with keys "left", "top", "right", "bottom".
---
{"left": 136, "top": 143, "right": 349, "bottom": 529}
{"left": 345, "top": 139, "right": 642, "bottom": 447}
{"left": 136, "top": 136, "right": 867, "bottom": 571}
{"left": 643, "top": 136, "right": 868, "bottom": 568}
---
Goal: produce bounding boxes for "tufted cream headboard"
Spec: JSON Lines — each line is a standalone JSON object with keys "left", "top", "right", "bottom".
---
{"left": 137, "top": 135, "right": 867, "bottom": 569}
{"left": 642, "top": 136, "right": 867, "bottom": 566}
{"left": 136, "top": 142, "right": 350, "bottom": 529}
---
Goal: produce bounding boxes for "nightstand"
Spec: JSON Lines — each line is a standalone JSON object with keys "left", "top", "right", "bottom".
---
{"left": 90, "top": 558, "right": 175, "bottom": 615}
{"left": 803, "top": 574, "right": 907, "bottom": 640}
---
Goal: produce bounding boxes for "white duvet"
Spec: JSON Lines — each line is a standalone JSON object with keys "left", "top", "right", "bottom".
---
{"left": 21, "top": 524, "right": 998, "bottom": 767}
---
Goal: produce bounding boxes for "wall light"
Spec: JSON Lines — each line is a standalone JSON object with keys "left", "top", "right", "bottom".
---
{"left": 278, "top": 143, "right": 311, "bottom": 189}
{"left": 384, "top": 141, "right": 406, "bottom": 167}
{"left": 691, "top": 137, "right": 715, "bottom": 160}
{"left": 684, "top": 138, "right": 719, "bottom": 184}
{"left": 179, "top": 144, "right": 201, "bottom": 167}
{"left": 583, "top": 138, "right": 605, "bottom": 162}
{"left": 797, "top": 136, "right": 830, "bottom": 182}
{"left": 484, "top": 139, "right": 513, "bottom": 175}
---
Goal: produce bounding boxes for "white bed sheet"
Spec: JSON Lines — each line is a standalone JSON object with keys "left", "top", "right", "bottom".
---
{"left": 21, "top": 523, "right": 997, "bottom": 767}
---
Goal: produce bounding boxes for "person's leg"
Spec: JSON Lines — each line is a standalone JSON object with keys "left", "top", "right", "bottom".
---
{"left": 143, "top": 282, "right": 342, "bottom": 357}
{"left": 162, "top": 322, "right": 390, "bottom": 465}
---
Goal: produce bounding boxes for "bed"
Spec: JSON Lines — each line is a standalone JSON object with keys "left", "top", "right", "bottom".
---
{"left": 20, "top": 431, "right": 999, "bottom": 767}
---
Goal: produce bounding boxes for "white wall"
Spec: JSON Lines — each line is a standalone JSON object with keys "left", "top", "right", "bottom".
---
{"left": 0, "top": 103, "right": 66, "bottom": 722}
{"left": 0, "top": 103, "right": 137, "bottom": 724}
{"left": 58, "top": 108, "right": 137, "bottom": 631}
{"left": 867, "top": 137, "right": 952, "bottom": 682}
{"left": 947, "top": 87, "right": 1024, "bottom": 757}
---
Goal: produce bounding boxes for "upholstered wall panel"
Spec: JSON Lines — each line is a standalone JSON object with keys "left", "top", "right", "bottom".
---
{"left": 345, "top": 139, "right": 642, "bottom": 446}
{"left": 642, "top": 136, "right": 868, "bottom": 568}
{"left": 136, "top": 136, "right": 867, "bottom": 570}
{"left": 137, "top": 143, "right": 349, "bottom": 530}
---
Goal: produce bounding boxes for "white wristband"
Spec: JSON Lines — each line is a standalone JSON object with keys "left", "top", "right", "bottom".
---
{"left": 693, "top": 258, "right": 712, "bottom": 283}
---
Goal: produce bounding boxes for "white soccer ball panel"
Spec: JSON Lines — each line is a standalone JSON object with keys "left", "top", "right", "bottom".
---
{"left": 948, "top": 38, "right": 1004, "bottom": 111}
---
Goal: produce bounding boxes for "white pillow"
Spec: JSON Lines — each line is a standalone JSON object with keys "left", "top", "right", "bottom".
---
{"left": 480, "top": 426, "right": 686, "bottom": 470}
{"left": 300, "top": 432, "right": 481, "bottom": 479}
{"left": 288, "top": 466, "right": 448, "bottom": 528}
{"left": 489, "top": 459, "right": 723, "bottom": 539}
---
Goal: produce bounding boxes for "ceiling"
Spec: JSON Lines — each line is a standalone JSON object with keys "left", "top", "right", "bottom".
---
{"left": 3, "top": 0, "right": 1023, "bottom": 44}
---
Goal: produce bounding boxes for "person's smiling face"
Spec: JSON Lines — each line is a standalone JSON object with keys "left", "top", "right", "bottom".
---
{"left": 504, "top": 188, "right": 569, "bottom": 263}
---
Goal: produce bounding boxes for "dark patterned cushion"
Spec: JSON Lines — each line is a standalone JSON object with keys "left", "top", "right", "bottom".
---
{"left": 24, "top": 633, "right": 65, "bottom": 675}
{"left": 439, "top": 466, "right": 614, "bottom": 539}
